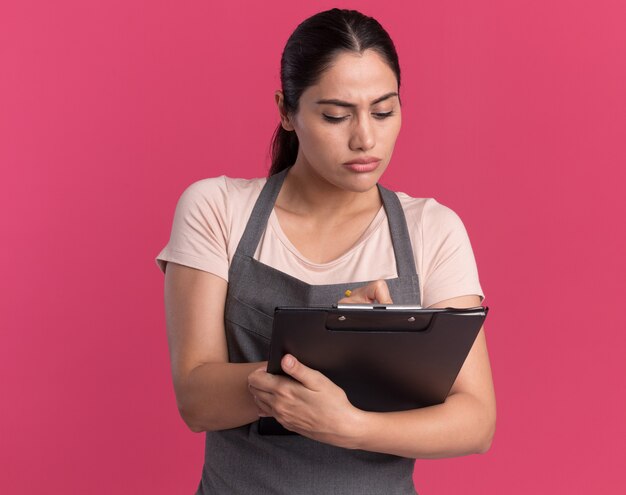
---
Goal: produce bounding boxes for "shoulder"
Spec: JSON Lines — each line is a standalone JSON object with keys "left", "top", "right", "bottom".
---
{"left": 394, "top": 191, "right": 483, "bottom": 306}
{"left": 170, "top": 175, "right": 267, "bottom": 236}
{"left": 178, "top": 175, "right": 267, "bottom": 206}
{"left": 173, "top": 175, "right": 266, "bottom": 220}
{"left": 395, "top": 192, "right": 466, "bottom": 237}
{"left": 159, "top": 175, "right": 267, "bottom": 277}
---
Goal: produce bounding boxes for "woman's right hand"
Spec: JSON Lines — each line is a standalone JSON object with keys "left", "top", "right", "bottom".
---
{"left": 337, "top": 279, "right": 393, "bottom": 304}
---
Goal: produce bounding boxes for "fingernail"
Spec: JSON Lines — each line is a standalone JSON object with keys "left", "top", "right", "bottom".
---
{"left": 283, "top": 355, "right": 295, "bottom": 369}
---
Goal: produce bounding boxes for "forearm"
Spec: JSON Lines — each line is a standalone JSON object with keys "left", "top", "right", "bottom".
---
{"left": 347, "top": 392, "right": 496, "bottom": 459}
{"left": 176, "top": 361, "right": 266, "bottom": 432}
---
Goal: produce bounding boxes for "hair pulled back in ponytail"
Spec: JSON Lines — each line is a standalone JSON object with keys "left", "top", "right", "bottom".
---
{"left": 269, "top": 8, "right": 401, "bottom": 176}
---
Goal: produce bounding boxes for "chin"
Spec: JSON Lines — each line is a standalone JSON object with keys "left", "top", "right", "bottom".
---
{"left": 336, "top": 175, "right": 382, "bottom": 194}
{"left": 340, "top": 167, "right": 387, "bottom": 192}
{"left": 300, "top": 162, "right": 387, "bottom": 193}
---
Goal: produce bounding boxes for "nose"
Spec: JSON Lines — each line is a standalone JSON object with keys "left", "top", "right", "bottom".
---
{"left": 349, "top": 114, "right": 375, "bottom": 151}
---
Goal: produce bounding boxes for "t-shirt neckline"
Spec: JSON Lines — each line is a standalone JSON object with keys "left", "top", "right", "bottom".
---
{"left": 268, "top": 206, "right": 387, "bottom": 268}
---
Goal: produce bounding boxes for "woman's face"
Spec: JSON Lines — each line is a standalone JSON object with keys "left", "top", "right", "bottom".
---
{"left": 280, "top": 49, "right": 402, "bottom": 193}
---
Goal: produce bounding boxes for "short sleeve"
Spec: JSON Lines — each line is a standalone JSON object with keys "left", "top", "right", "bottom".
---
{"left": 155, "top": 177, "right": 230, "bottom": 281}
{"left": 420, "top": 200, "right": 484, "bottom": 307}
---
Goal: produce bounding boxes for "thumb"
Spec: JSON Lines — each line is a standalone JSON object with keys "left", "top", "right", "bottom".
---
{"left": 281, "top": 354, "right": 323, "bottom": 390}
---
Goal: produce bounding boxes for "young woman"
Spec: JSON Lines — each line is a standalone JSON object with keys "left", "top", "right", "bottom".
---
{"left": 156, "top": 8, "right": 495, "bottom": 494}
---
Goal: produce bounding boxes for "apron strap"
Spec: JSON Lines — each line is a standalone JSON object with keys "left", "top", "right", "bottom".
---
{"left": 234, "top": 167, "right": 289, "bottom": 259}
{"left": 377, "top": 184, "right": 419, "bottom": 278}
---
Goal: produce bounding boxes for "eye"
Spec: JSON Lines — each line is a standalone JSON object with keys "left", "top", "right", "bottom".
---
{"left": 373, "top": 111, "right": 394, "bottom": 119}
{"left": 322, "top": 114, "right": 348, "bottom": 124}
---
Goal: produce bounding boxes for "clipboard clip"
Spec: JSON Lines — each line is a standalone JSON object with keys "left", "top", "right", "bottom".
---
{"left": 326, "top": 308, "right": 433, "bottom": 332}
{"left": 334, "top": 304, "right": 423, "bottom": 310}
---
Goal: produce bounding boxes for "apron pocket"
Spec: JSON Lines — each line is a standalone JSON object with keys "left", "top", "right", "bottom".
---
{"left": 224, "top": 295, "right": 275, "bottom": 363}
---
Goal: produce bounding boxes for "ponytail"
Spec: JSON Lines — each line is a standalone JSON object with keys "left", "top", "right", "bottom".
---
{"left": 269, "top": 123, "right": 299, "bottom": 176}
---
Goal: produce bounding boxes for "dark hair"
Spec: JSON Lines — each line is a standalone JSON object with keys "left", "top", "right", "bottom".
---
{"left": 269, "top": 8, "right": 401, "bottom": 176}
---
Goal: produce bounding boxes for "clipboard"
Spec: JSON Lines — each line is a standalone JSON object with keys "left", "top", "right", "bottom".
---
{"left": 258, "top": 304, "right": 488, "bottom": 435}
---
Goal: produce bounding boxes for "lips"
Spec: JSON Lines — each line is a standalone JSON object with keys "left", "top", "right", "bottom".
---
{"left": 344, "top": 156, "right": 381, "bottom": 165}
{"left": 343, "top": 157, "right": 381, "bottom": 173}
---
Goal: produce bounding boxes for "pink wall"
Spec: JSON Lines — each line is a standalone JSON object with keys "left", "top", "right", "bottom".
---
{"left": 2, "top": 0, "right": 625, "bottom": 493}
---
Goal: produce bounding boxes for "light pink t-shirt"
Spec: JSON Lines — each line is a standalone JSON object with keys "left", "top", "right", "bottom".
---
{"left": 155, "top": 176, "right": 484, "bottom": 307}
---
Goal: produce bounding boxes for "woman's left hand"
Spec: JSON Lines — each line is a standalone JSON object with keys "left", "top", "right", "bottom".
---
{"left": 247, "top": 354, "right": 361, "bottom": 448}
{"left": 337, "top": 279, "right": 393, "bottom": 305}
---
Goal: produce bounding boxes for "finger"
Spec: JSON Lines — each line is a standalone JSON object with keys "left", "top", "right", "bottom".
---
{"left": 281, "top": 354, "right": 324, "bottom": 390}
{"left": 249, "top": 388, "right": 274, "bottom": 417}
{"left": 338, "top": 287, "right": 373, "bottom": 304}
{"left": 338, "top": 279, "right": 393, "bottom": 304}
{"left": 247, "top": 368, "right": 279, "bottom": 393}
{"left": 368, "top": 279, "right": 393, "bottom": 304}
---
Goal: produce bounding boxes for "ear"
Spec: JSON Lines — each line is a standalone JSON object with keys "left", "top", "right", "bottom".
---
{"left": 275, "top": 90, "right": 295, "bottom": 131}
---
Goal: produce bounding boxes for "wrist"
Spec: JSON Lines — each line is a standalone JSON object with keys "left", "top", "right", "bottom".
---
{"left": 341, "top": 407, "right": 370, "bottom": 450}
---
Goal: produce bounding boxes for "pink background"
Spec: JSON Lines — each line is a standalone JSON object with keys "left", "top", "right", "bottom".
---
{"left": 2, "top": 0, "right": 625, "bottom": 493}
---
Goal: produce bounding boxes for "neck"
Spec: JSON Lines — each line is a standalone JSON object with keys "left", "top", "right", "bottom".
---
{"left": 276, "top": 164, "right": 382, "bottom": 219}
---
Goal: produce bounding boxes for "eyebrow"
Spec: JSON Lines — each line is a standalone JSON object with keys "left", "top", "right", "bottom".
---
{"left": 315, "top": 92, "right": 399, "bottom": 108}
